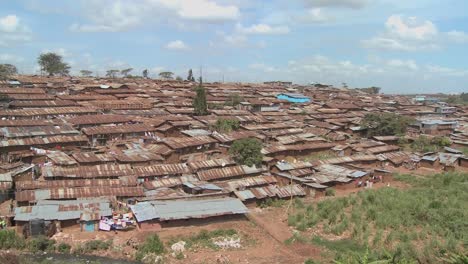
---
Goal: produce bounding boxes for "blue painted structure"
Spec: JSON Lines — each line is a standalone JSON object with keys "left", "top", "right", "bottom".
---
{"left": 276, "top": 93, "right": 311, "bottom": 103}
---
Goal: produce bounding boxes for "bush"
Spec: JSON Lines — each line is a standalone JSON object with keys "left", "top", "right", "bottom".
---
{"left": 0, "top": 230, "right": 26, "bottom": 250}
{"left": 325, "top": 188, "right": 336, "bottom": 196}
{"left": 136, "top": 235, "right": 165, "bottom": 261}
{"left": 212, "top": 118, "right": 240, "bottom": 133}
{"left": 27, "top": 236, "right": 55, "bottom": 252}
{"left": 360, "top": 113, "right": 414, "bottom": 137}
{"left": 229, "top": 138, "right": 263, "bottom": 167}
{"left": 74, "top": 240, "right": 112, "bottom": 254}
{"left": 57, "top": 242, "right": 71, "bottom": 254}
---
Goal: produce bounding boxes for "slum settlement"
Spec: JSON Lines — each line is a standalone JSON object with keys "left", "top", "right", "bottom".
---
{"left": 0, "top": 76, "right": 467, "bottom": 236}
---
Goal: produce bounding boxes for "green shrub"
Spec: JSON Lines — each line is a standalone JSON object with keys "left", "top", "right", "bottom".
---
{"left": 57, "top": 242, "right": 71, "bottom": 253}
{"left": 325, "top": 188, "right": 336, "bottom": 196}
{"left": 0, "top": 230, "right": 26, "bottom": 249}
{"left": 136, "top": 235, "right": 165, "bottom": 261}
{"left": 27, "top": 236, "right": 55, "bottom": 252}
{"left": 73, "top": 240, "right": 112, "bottom": 254}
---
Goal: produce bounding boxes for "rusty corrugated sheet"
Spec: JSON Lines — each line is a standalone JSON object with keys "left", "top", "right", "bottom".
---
{"left": 134, "top": 163, "right": 190, "bottom": 177}
{"left": 16, "top": 186, "right": 144, "bottom": 201}
{"left": 0, "top": 135, "right": 88, "bottom": 148}
{"left": 0, "top": 107, "right": 97, "bottom": 117}
{"left": 42, "top": 164, "right": 133, "bottom": 178}
{"left": 16, "top": 177, "right": 137, "bottom": 190}
{"left": 163, "top": 136, "right": 218, "bottom": 150}
{"left": 82, "top": 124, "right": 157, "bottom": 136}
{"left": 197, "top": 165, "right": 265, "bottom": 181}
{"left": 67, "top": 114, "right": 132, "bottom": 125}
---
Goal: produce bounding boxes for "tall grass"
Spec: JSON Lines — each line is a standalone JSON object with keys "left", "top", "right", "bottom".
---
{"left": 287, "top": 172, "right": 468, "bottom": 263}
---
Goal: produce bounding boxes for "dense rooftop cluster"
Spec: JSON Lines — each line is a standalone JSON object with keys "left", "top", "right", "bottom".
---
{"left": 0, "top": 76, "right": 467, "bottom": 232}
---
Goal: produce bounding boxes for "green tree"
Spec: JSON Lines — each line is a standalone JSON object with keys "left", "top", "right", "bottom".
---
{"left": 193, "top": 84, "right": 208, "bottom": 116}
{"left": 225, "top": 93, "right": 243, "bottom": 106}
{"left": 213, "top": 118, "right": 240, "bottom": 133}
{"left": 105, "top": 69, "right": 119, "bottom": 78}
{"left": 176, "top": 76, "right": 183, "bottom": 81}
{"left": 229, "top": 138, "right": 263, "bottom": 167}
{"left": 0, "top": 64, "right": 18, "bottom": 80}
{"left": 80, "top": 70, "right": 93, "bottom": 77}
{"left": 37, "top": 52, "right": 70, "bottom": 76}
{"left": 159, "top": 71, "right": 174, "bottom": 79}
{"left": 120, "top": 68, "right": 133, "bottom": 77}
{"left": 187, "top": 69, "right": 195, "bottom": 82}
{"left": 142, "top": 69, "right": 148, "bottom": 78}
{"left": 360, "top": 113, "right": 414, "bottom": 137}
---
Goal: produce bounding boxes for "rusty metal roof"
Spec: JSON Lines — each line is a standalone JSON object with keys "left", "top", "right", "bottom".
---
{"left": 0, "top": 125, "right": 79, "bottom": 138}
{"left": 82, "top": 124, "right": 157, "bottom": 136}
{"left": 71, "top": 152, "right": 116, "bottom": 164}
{"left": 134, "top": 163, "right": 190, "bottom": 177}
{"left": 16, "top": 177, "right": 137, "bottom": 190}
{"left": 0, "top": 135, "right": 88, "bottom": 148}
{"left": 42, "top": 164, "right": 133, "bottom": 178}
{"left": 143, "top": 175, "right": 198, "bottom": 189}
{"left": 210, "top": 131, "right": 259, "bottom": 143}
{"left": 66, "top": 114, "right": 133, "bottom": 125}
{"left": 47, "top": 151, "right": 78, "bottom": 166}
{"left": 197, "top": 165, "right": 266, "bottom": 181}
{"left": 0, "top": 107, "right": 98, "bottom": 117}
{"left": 15, "top": 186, "right": 144, "bottom": 201}
{"left": 163, "top": 136, "right": 218, "bottom": 150}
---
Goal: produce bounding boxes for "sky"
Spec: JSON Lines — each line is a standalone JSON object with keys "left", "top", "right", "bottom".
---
{"left": 1, "top": 0, "right": 467, "bottom": 94}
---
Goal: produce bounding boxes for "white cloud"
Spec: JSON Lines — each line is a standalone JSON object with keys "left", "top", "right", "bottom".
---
{"left": 386, "top": 59, "right": 418, "bottom": 70}
{"left": 446, "top": 30, "right": 468, "bottom": 43}
{"left": 70, "top": 0, "right": 240, "bottom": 33}
{"left": 426, "top": 65, "right": 468, "bottom": 77}
{"left": 303, "top": 0, "right": 370, "bottom": 9}
{"left": 236, "top": 23, "right": 290, "bottom": 35}
{"left": 0, "top": 54, "right": 24, "bottom": 63}
{"left": 363, "top": 15, "right": 439, "bottom": 51}
{"left": 301, "top": 8, "right": 333, "bottom": 24}
{"left": 165, "top": 40, "right": 190, "bottom": 50}
{"left": 385, "top": 15, "right": 437, "bottom": 41}
{"left": 0, "top": 14, "right": 32, "bottom": 46}
{"left": 157, "top": 0, "right": 240, "bottom": 22}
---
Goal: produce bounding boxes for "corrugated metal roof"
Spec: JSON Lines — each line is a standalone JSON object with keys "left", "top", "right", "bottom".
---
{"left": 134, "top": 163, "right": 190, "bottom": 177}
{"left": 197, "top": 165, "right": 265, "bottom": 181}
{"left": 15, "top": 186, "right": 144, "bottom": 201}
{"left": 187, "top": 158, "right": 236, "bottom": 171}
{"left": 130, "top": 197, "right": 248, "bottom": 222}
{"left": 162, "top": 136, "right": 218, "bottom": 150}
{"left": 0, "top": 135, "right": 88, "bottom": 148}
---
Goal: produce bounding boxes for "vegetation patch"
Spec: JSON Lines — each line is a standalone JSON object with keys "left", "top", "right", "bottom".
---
{"left": 73, "top": 240, "right": 113, "bottom": 254}
{"left": 167, "top": 229, "right": 241, "bottom": 251}
{"left": 287, "top": 172, "right": 468, "bottom": 263}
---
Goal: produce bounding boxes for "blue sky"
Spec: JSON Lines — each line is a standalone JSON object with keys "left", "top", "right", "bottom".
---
{"left": 1, "top": 0, "right": 467, "bottom": 93}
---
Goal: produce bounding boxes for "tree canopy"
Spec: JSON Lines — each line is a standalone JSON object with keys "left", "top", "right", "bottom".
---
{"left": 229, "top": 138, "right": 263, "bottom": 167}
{"left": 38, "top": 53, "right": 70, "bottom": 76}
{"left": 80, "top": 70, "right": 93, "bottom": 77}
{"left": 142, "top": 69, "right": 148, "bottom": 78}
{"left": 212, "top": 118, "right": 240, "bottom": 133}
{"left": 120, "top": 68, "right": 133, "bottom": 77}
{"left": 193, "top": 85, "right": 208, "bottom": 116}
{"left": 360, "top": 113, "right": 414, "bottom": 137}
{"left": 106, "top": 69, "right": 119, "bottom": 78}
{"left": 225, "top": 93, "right": 243, "bottom": 107}
{"left": 159, "top": 71, "right": 174, "bottom": 79}
{"left": 0, "top": 64, "right": 17, "bottom": 80}
{"left": 187, "top": 69, "right": 195, "bottom": 82}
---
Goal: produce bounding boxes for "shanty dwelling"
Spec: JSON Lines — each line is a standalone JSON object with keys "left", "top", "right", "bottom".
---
{"left": 161, "top": 136, "right": 219, "bottom": 162}
{"left": 82, "top": 124, "right": 158, "bottom": 146}
{"left": 417, "top": 120, "right": 458, "bottom": 136}
{"left": 332, "top": 145, "right": 353, "bottom": 157}
{"left": 276, "top": 93, "right": 311, "bottom": 103}
{"left": 80, "top": 211, "right": 101, "bottom": 232}
{"left": 438, "top": 153, "right": 463, "bottom": 172}
{"left": 129, "top": 197, "right": 248, "bottom": 231}
{"left": 302, "top": 182, "right": 328, "bottom": 198}
{"left": 234, "top": 184, "right": 306, "bottom": 207}
{"left": 420, "top": 155, "right": 440, "bottom": 169}
{"left": 14, "top": 199, "right": 112, "bottom": 235}
{"left": 460, "top": 157, "right": 468, "bottom": 168}
{"left": 182, "top": 181, "right": 224, "bottom": 195}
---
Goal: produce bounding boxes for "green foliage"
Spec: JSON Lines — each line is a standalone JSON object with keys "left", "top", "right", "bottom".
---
{"left": 80, "top": 70, "right": 93, "bottom": 77}
{"left": 288, "top": 172, "right": 468, "bottom": 263}
{"left": 224, "top": 93, "right": 244, "bottom": 106}
{"left": 411, "top": 135, "right": 452, "bottom": 152}
{"left": 229, "top": 138, "right": 263, "bottom": 167}
{"left": 360, "top": 113, "right": 414, "bottom": 137}
{"left": 212, "top": 118, "right": 240, "bottom": 133}
{"left": 38, "top": 52, "right": 70, "bottom": 76}
{"left": 105, "top": 69, "right": 119, "bottom": 78}
{"left": 120, "top": 68, "right": 133, "bottom": 77}
{"left": 193, "top": 85, "right": 208, "bottom": 116}
{"left": 136, "top": 235, "right": 165, "bottom": 261}
{"left": 73, "top": 240, "right": 112, "bottom": 254}
{"left": 0, "top": 230, "right": 26, "bottom": 250}
{"left": 325, "top": 188, "right": 336, "bottom": 196}
{"left": 258, "top": 198, "right": 286, "bottom": 208}
{"left": 0, "top": 64, "right": 18, "bottom": 80}
{"left": 168, "top": 229, "right": 238, "bottom": 251}
{"left": 27, "top": 236, "right": 56, "bottom": 252}
{"left": 187, "top": 69, "right": 195, "bottom": 82}
{"left": 57, "top": 242, "right": 71, "bottom": 253}
{"left": 446, "top": 93, "right": 468, "bottom": 105}
{"left": 142, "top": 69, "right": 149, "bottom": 78}
{"left": 175, "top": 76, "right": 183, "bottom": 81}
{"left": 159, "top": 71, "right": 174, "bottom": 79}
